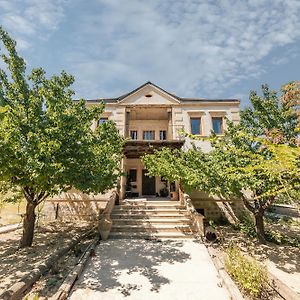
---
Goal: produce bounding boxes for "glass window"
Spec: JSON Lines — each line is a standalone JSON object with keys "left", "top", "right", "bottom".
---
{"left": 98, "top": 117, "right": 108, "bottom": 125}
{"left": 159, "top": 130, "right": 167, "bottom": 140}
{"left": 128, "top": 169, "right": 137, "bottom": 182}
{"left": 212, "top": 117, "right": 223, "bottom": 134}
{"left": 190, "top": 118, "right": 201, "bottom": 135}
{"left": 143, "top": 130, "right": 155, "bottom": 140}
{"left": 130, "top": 130, "right": 138, "bottom": 140}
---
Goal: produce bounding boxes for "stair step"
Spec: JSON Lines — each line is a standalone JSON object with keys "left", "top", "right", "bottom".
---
{"left": 123, "top": 201, "right": 181, "bottom": 206}
{"left": 109, "top": 231, "right": 195, "bottom": 239}
{"left": 111, "top": 218, "right": 191, "bottom": 225}
{"left": 111, "top": 213, "right": 189, "bottom": 219}
{"left": 113, "top": 207, "right": 186, "bottom": 212}
{"left": 111, "top": 224, "right": 192, "bottom": 232}
{"left": 110, "top": 199, "right": 195, "bottom": 240}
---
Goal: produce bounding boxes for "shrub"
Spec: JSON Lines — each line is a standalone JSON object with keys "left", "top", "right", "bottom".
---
{"left": 265, "top": 230, "right": 300, "bottom": 247}
{"left": 233, "top": 214, "right": 257, "bottom": 238}
{"left": 225, "top": 245, "right": 269, "bottom": 299}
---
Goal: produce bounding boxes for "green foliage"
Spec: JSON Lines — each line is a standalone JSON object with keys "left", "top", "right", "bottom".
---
{"left": 225, "top": 245, "right": 269, "bottom": 299}
{"left": 233, "top": 214, "right": 257, "bottom": 238}
{"left": 143, "top": 84, "right": 300, "bottom": 242}
{"left": 0, "top": 27, "right": 124, "bottom": 246}
{"left": 241, "top": 84, "right": 299, "bottom": 144}
{"left": 0, "top": 181, "right": 23, "bottom": 203}
{"left": 265, "top": 230, "right": 300, "bottom": 247}
{"left": 0, "top": 26, "right": 124, "bottom": 201}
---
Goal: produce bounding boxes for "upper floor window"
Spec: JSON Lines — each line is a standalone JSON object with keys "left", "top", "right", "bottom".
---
{"left": 159, "top": 130, "right": 167, "bottom": 140}
{"left": 212, "top": 117, "right": 223, "bottom": 134}
{"left": 130, "top": 130, "right": 138, "bottom": 140}
{"left": 190, "top": 118, "right": 202, "bottom": 135}
{"left": 143, "top": 130, "right": 155, "bottom": 140}
{"left": 98, "top": 117, "right": 108, "bottom": 126}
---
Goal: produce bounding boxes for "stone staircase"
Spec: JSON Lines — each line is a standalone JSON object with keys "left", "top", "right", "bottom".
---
{"left": 110, "top": 199, "right": 195, "bottom": 239}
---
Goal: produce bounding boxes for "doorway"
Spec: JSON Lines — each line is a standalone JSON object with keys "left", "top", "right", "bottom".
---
{"left": 142, "top": 170, "right": 156, "bottom": 195}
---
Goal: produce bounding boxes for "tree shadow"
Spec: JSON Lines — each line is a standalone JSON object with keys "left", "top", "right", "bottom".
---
{"left": 217, "top": 226, "right": 300, "bottom": 275}
{"left": 0, "top": 222, "right": 91, "bottom": 294}
{"left": 73, "top": 239, "right": 193, "bottom": 296}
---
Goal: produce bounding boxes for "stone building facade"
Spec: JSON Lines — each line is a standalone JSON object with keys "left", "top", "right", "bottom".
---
{"left": 84, "top": 82, "right": 240, "bottom": 218}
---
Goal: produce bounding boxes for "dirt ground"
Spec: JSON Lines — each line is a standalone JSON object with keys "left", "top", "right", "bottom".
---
{"left": 214, "top": 222, "right": 300, "bottom": 295}
{"left": 0, "top": 221, "right": 93, "bottom": 295}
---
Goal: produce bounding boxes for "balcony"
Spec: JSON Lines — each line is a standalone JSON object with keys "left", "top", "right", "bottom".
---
{"left": 124, "top": 140, "right": 185, "bottom": 158}
{"left": 125, "top": 125, "right": 185, "bottom": 141}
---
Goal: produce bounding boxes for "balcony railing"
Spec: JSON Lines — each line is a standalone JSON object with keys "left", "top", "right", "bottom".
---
{"left": 125, "top": 125, "right": 185, "bottom": 141}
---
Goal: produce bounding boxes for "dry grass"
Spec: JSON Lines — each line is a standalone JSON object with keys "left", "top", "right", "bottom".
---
{"left": 214, "top": 224, "right": 300, "bottom": 295}
{"left": 0, "top": 200, "right": 26, "bottom": 226}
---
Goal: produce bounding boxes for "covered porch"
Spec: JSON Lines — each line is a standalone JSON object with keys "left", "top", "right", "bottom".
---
{"left": 119, "top": 140, "right": 184, "bottom": 201}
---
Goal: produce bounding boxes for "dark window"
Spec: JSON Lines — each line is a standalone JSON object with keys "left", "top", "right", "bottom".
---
{"left": 128, "top": 169, "right": 137, "bottom": 182}
{"left": 190, "top": 118, "right": 201, "bottom": 135}
{"left": 143, "top": 130, "right": 155, "bottom": 140}
{"left": 98, "top": 117, "right": 108, "bottom": 125}
{"left": 159, "top": 130, "right": 167, "bottom": 140}
{"left": 130, "top": 130, "right": 138, "bottom": 140}
{"left": 212, "top": 117, "right": 223, "bottom": 134}
{"left": 196, "top": 208, "right": 205, "bottom": 216}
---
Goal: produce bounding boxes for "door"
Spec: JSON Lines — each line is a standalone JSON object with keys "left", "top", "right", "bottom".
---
{"left": 142, "top": 170, "right": 156, "bottom": 195}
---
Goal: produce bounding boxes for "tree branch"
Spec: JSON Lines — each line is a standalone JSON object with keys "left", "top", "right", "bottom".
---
{"left": 241, "top": 195, "right": 256, "bottom": 213}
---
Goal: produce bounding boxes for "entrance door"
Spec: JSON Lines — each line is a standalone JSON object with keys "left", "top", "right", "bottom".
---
{"left": 142, "top": 170, "right": 156, "bottom": 195}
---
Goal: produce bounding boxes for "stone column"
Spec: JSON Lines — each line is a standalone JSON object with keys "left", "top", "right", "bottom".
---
{"left": 167, "top": 108, "right": 173, "bottom": 140}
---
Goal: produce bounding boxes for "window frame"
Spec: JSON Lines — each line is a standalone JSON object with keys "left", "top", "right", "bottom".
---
{"left": 143, "top": 130, "right": 155, "bottom": 140}
{"left": 130, "top": 130, "right": 138, "bottom": 140}
{"left": 211, "top": 116, "right": 224, "bottom": 135}
{"left": 190, "top": 117, "right": 202, "bottom": 135}
{"left": 128, "top": 169, "right": 137, "bottom": 182}
{"left": 159, "top": 130, "right": 167, "bottom": 140}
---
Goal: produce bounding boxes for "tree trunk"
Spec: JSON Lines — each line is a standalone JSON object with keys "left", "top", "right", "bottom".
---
{"left": 19, "top": 201, "right": 37, "bottom": 248}
{"left": 255, "top": 212, "right": 266, "bottom": 244}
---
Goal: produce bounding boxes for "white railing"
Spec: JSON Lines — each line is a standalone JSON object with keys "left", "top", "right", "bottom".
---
{"left": 125, "top": 125, "right": 185, "bottom": 141}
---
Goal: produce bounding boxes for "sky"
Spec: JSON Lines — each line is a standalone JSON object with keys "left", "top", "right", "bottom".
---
{"left": 0, "top": 0, "right": 300, "bottom": 107}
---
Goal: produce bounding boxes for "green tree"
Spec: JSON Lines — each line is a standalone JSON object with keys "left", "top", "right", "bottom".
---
{"left": 0, "top": 27, "right": 124, "bottom": 247}
{"left": 143, "top": 85, "right": 300, "bottom": 243}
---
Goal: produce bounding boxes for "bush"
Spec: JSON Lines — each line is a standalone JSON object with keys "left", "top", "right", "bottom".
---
{"left": 225, "top": 245, "right": 269, "bottom": 299}
{"left": 265, "top": 230, "right": 300, "bottom": 247}
{"left": 233, "top": 214, "right": 257, "bottom": 238}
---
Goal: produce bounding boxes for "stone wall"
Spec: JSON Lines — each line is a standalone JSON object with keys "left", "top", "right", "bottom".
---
{"left": 40, "top": 189, "right": 112, "bottom": 222}
{"left": 190, "top": 190, "right": 246, "bottom": 222}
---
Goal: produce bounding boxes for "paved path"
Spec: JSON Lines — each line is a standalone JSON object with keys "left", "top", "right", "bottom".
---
{"left": 69, "top": 239, "right": 231, "bottom": 300}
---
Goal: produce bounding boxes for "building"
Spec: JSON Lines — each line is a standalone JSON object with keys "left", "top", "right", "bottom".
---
{"left": 85, "top": 82, "right": 240, "bottom": 205}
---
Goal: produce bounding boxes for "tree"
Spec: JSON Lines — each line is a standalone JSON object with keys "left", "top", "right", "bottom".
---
{"left": 143, "top": 85, "right": 300, "bottom": 243}
{"left": 0, "top": 27, "right": 124, "bottom": 247}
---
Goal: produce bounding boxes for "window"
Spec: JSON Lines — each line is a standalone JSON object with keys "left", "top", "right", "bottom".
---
{"left": 128, "top": 169, "right": 137, "bottom": 182}
{"left": 130, "top": 130, "right": 138, "bottom": 140}
{"left": 98, "top": 117, "right": 108, "bottom": 125}
{"left": 190, "top": 118, "right": 201, "bottom": 135}
{"left": 143, "top": 130, "right": 155, "bottom": 140}
{"left": 212, "top": 117, "right": 223, "bottom": 134}
{"left": 159, "top": 130, "right": 167, "bottom": 140}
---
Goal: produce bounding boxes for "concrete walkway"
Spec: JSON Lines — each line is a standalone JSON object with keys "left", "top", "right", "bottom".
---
{"left": 69, "top": 239, "right": 231, "bottom": 300}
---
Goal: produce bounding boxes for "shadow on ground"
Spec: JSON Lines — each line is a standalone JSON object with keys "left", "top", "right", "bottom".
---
{"left": 217, "top": 225, "right": 300, "bottom": 275}
{"left": 0, "top": 222, "right": 91, "bottom": 294}
{"left": 75, "top": 239, "right": 193, "bottom": 296}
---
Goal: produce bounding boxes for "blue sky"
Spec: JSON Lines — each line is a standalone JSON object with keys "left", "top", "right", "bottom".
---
{"left": 0, "top": 0, "right": 300, "bottom": 107}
